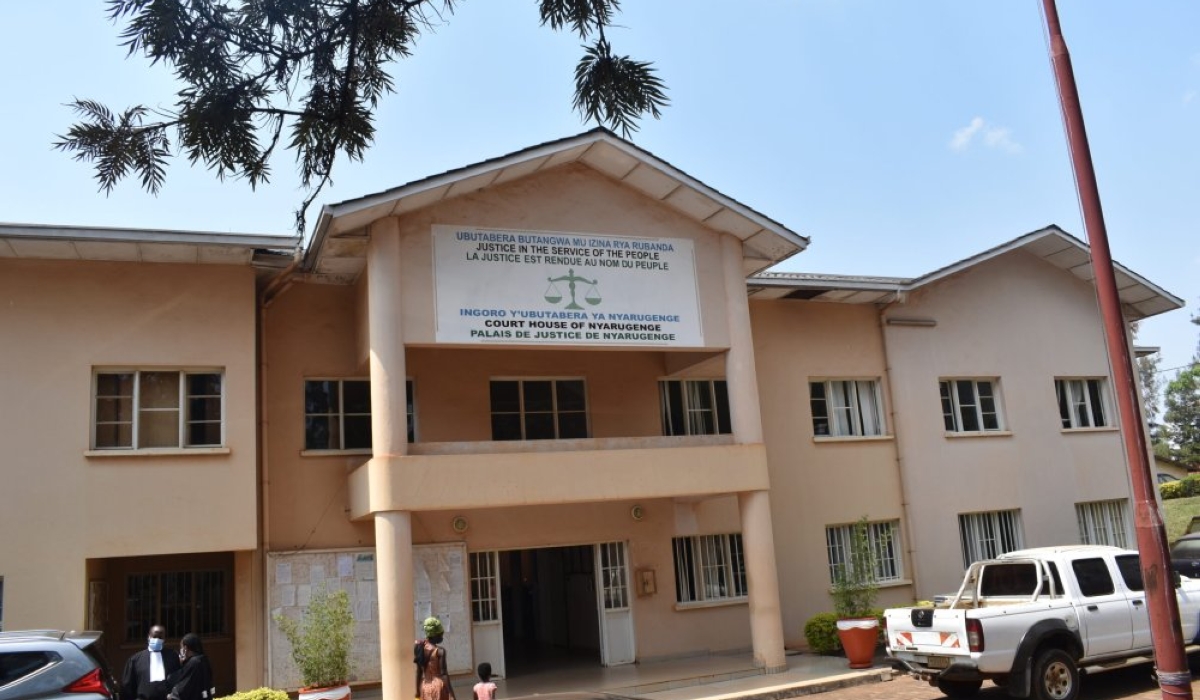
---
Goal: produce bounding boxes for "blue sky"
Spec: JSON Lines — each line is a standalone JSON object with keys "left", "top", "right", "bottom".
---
{"left": 2, "top": 1, "right": 1197, "bottom": 382}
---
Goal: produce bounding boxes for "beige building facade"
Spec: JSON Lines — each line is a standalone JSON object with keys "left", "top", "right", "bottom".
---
{"left": 0, "top": 130, "right": 1182, "bottom": 695}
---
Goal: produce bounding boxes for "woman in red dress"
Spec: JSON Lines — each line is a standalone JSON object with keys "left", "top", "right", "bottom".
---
{"left": 415, "top": 617, "right": 456, "bottom": 700}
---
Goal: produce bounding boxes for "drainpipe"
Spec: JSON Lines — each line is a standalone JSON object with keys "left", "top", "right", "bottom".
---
{"left": 877, "top": 293, "right": 921, "bottom": 598}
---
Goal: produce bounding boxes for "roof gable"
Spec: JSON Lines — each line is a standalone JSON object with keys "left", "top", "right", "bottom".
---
{"left": 303, "top": 128, "right": 809, "bottom": 282}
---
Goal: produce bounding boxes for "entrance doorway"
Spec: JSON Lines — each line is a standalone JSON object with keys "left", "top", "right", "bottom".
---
{"left": 469, "top": 541, "right": 634, "bottom": 678}
{"left": 500, "top": 545, "right": 600, "bottom": 674}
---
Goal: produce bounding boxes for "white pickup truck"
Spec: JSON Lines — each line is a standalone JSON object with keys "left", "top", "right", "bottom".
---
{"left": 885, "top": 545, "right": 1200, "bottom": 700}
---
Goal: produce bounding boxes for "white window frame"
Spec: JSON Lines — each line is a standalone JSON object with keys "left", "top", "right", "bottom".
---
{"left": 304, "top": 378, "right": 372, "bottom": 451}
{"left": 1076, "top": 499, "right": 1131, "bottom": 548}
{"left": 959, "top": 509, "right": 1024, "bottom": 568}
{"left": 940, "top": 378, "right": 1005, "bottom": 433}
{"left": 672, "top": 533, "right": 747, "bottom": 605}
{"left": 1055, "top": 377, "right": 1110, "bottom": 429}
{"left": 825, "top": 520, "right": 903, "bottom": 584}
{"left": 92, "top": 369, "right": 225, "bottom": 450}
{"left": 659, "top": 378, "right": 731, "bottom": 436}
{"left": 810, "top": 378, "right": 886, "bottom": 437}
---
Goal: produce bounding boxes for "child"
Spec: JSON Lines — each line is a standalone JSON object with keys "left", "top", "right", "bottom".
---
{"left": 472, "top": 662, "right": 497, "bottom": 700}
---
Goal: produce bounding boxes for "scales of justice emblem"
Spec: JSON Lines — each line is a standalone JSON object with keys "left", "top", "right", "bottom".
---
{"left": 545, "top": 268, "right": 602, "bottom": 310}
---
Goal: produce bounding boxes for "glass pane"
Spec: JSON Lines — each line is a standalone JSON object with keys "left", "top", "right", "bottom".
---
{"left": 96, "top": 423, "right": 133, "bottom": 448}
{"left": 97, "top": 373, "right": 133, "bottom": 396}
{"left": 1057, "top": 381, "right": 1072, "bottom": 428}
{"left": 343, "top": 416, "right": 372, "bottom": 449}
{"left": 343, "top": 381, "right": 371, "bottom": 414}
{"left": 188, "top": 422, "right": 221, "bottom": 447}
{"left": 661, "top": 381, "right": 685, "bottom": 436}
{"left": 525, "top": 412, "right": 555, "bottom": 440}
{"left": 138, "top": 410, "right": 180, "bottom": 448}
{"left": 140, "top": 372, "right": 180, "bottom": 409}
{"left": 491, "top": 413, "right": 522, "bottom": 441}
{"left": 489, "top": 381, "right": 520, "bottom": 413}
{"left": 523, "top": 381, "right": 554, "bottom": 412}
{"left": 188, "top": 397, "right": 221, "bottom": 422}
{"left": 97, "top": 397, "right": 133, "bottom": 422}
{"left": 714, "top": 381, "right": 732, "bottom": 434}
{"left": 556, "top": 380, "right": 586, "bottom": 412}
{"left": 187, "top": 373, "right": 221, "bottom": 396}
{"left": 558, "top": 411, "right": 588, "bottom": 439}
{"left": 305, "top": 416, "right": 338, "bottom": 450}
{"left": 1088, "top": 380, "right": 1106, "bottom": 426}
{"left": 305, "top": 380, "right": 338, "bottom": 414}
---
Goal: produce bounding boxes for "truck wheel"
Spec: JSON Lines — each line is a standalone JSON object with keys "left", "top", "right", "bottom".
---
{"left": 1032, "top": 648, "right": 1079, "bottom": 700}
{"left": 935, "top": 679, "right": 983, "bottom": 698}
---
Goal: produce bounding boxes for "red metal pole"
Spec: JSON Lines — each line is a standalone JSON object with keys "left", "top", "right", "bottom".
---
{"left": 1040, "top": 2, "right": 1192, "bottom": 698}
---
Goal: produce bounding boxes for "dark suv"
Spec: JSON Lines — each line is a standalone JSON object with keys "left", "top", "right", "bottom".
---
{"left": 0, "top": 631, "right": 120, "bottom": 700}
{"left": 1171, "top": 532, "right": 1200, "bottom": 580}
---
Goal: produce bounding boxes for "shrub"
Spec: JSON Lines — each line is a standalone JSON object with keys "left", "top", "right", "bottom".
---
{"left": 275, "top": 586, "right": 354, "bottom": 689}
{"left": 804, "top": 612, "right": 841, "bottom": 655}
{"left": 1162, "top": 475, "right": 1200, "bottom": 501}
{"left": 217, "top": 689, "right": 289, "bottom": 700}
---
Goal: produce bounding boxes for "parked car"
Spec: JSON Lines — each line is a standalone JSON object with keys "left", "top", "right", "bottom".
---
{"left": 1172, "top": 532, "right": 1200, "bottom": 580}
{"left": 0, "top": 630, "right": 119, "bottom": 700}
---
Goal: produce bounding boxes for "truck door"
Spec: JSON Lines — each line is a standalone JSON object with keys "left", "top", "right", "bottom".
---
{"left": 1113, "top": 553, "right": 1152, "bottom": 650}
{"left": 1071, "top": 557, "right": 1133, "bottom": 656}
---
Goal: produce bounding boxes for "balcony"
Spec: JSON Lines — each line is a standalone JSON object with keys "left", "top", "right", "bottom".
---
{"left": 347, "top": 435, "right": 768, "bottom": 517}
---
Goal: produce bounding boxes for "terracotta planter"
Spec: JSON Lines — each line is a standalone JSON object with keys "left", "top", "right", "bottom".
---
{"left": 299, "top": 684, "right": 351, "bottom": 700}
{"left": 836, "top": 617, "right": 879, "bottom": 669}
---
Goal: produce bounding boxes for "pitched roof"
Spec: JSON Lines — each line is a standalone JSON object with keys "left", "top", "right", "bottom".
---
{"left": 748, "top": 225, "right": 1184, "bottom": 321}
{"left": 302, "top": 128, "right": 809, "bottom": 282}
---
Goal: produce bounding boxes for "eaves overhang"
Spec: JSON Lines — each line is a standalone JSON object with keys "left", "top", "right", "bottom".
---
{"left": 303, "top": 128, "right": 809, "bottom": 283}
{"left": 748, "top": 225, "right": 1184, "bottom": 321}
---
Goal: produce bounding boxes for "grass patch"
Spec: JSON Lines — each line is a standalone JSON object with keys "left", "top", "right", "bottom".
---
{"left": 1164, "top": 495, "right": 1200, "bottom": 544}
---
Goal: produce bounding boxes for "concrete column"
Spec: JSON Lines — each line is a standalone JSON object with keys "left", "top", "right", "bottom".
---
{"left": 375, "top": 511, "right": 415, "bottom": 700}
{"left": 368, "top": 217, "right": 409, "bottom": 459}
{"left": 722, "top": 235, "right": 785, "bottom": 671}
{"left": 720, "top": 235, "right": 763, "bottom": 444}
{"left": 739, "top": 490, "right": 787, "bottom": 671}
{"left": 367, "top": 218, "right": 415, "bottom": 700}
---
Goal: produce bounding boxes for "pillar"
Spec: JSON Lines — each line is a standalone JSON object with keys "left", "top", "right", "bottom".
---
{"left": 722, "top": 234, "right": 786, "bottom": 672}
{"left": 366, "top": 218, "right": 416, "bottom": 699}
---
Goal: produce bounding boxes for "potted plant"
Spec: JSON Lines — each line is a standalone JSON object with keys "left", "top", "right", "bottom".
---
{"left": 275, "top": 586, "right": 355, "bottom": 700}
{"left": 831, "top": 516, "right": 882, "bottom": 669}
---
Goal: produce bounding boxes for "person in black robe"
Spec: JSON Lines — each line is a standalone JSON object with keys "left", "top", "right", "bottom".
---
{"left": 167, "top": 633, "right": 215, "bottom": 700}
{"left": 122, "top": 625, "right": 182, "bottom": 700}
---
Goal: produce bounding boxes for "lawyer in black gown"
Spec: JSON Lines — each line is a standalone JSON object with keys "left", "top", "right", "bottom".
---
{"left": 122, "top": 625, "right": 182, "bottom": 700}
{"left": 168, "top": 633, "right": 215, "bottom": 700}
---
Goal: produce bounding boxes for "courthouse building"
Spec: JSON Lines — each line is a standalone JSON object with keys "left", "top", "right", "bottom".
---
{"left": 0, "top": 129, "right": 1182, "bottom": 696}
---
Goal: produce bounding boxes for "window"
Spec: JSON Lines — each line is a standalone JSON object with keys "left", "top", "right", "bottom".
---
{"left": 1115, "top": 554, "right": 1144, "bottom": 592}
{"left": 1056, "top": 378, "right": 1109, "bottom": 429}
{"left": 469, "top": 552, "right": 499, "bottom": 623}
{"left": 490, "top": 379, "right": 587, "bottom": 440}
{"left": 672, "top": 534, "right": 747, "bottom": 604}
{"left": 939, "top": 379, "right": 1004, "bottom": 433}
{"left": 659, "top": 379, "right": 731, "bottom": 436}
{"left": 0, "top": 576, "right": 4, "bottom": 631}
{"left": 125, "top": 571, "right": 226, "bottom": 642}
{"left": 304, "top": 379, "right": 414, "bottom": 450}
{"left": 825, "top": 520, "right": 903, "bottom": 584}
{"left": 1072, "top": 558, "right": 1115, "bottom": 597}
{"left": 810, "top": 379, "right": 885, "bottom": 437}
{"left": 959, "top": 510, "right": 1024, "bottom": 568}
{"left": 1076, "top": 499, "right": 1130, "bottom": 548}
{"left": 94, "top": 370, "right": 223, "bottom": 449}
{"left": 598, "top": 542, "right": 630, "bottom": 610}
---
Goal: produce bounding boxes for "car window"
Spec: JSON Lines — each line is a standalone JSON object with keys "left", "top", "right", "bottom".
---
{"left": 1072, "top": 557, "right": 1116, "bottom": 597}
{"left": 1115, "top": 554, "right": 1144, "bottom": 591}
{"left": 0, "top": 651, "right": 55, "bottom": 686}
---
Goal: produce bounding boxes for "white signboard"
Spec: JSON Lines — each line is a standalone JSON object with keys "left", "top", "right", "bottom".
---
{"left": 432, "top": 226, "right": 704, "bottom": 347}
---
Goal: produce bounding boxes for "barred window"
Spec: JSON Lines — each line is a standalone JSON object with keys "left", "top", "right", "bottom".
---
{"left": 959, "top": 510, "right": 1024, "bottom": 568}
{"left": 1076, "top": 499, "right": 1130, "bottom": 548}
{"left": 672, "top": 534, "right": 747, "bottom": 604}
{"left": 825, "top": 520, "right": 903, "bottom": 584}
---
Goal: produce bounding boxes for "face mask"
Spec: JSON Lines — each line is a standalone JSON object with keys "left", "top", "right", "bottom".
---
{"left": 179, "top": 650, "right": 187, "bottom": 662}
{"left": 148, "top": 638, "right": 164, "bottom": 652}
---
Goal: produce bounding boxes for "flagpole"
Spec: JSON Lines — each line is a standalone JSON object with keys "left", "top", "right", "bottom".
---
{"left": 1039, "top": 2, "right": 1192, "bottom": 697}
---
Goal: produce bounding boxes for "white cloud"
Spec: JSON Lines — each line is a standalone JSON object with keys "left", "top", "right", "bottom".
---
{"left": 949, "top": 116, "right": 1023, "bottom": 154}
